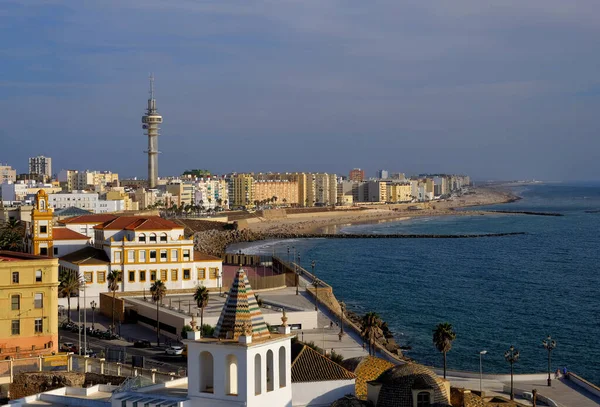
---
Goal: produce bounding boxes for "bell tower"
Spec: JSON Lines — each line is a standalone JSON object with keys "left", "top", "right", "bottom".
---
{"left": 30, "top": 190, "right": 54, "bottom": 257}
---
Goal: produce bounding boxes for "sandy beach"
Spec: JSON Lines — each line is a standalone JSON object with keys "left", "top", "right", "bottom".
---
{"left": 245, "top": 186, "right": 517, "bottom": 234}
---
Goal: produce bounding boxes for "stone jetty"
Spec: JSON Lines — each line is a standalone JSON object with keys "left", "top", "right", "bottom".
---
{"left": 194, "top": 229, "right": 526, "bottom": 258}
{"left": 487, "top": 210, "right": 563, "bottom": 216}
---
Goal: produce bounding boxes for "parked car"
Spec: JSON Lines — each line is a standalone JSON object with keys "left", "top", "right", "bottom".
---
{"left": 165, "top": 346, "right": 183, "bottom": 356}
{"left": 133, "top": 339, "right": 152, "bottom": 348}
{"left": 60, "top": 342, "right": 77, "bottom": 352}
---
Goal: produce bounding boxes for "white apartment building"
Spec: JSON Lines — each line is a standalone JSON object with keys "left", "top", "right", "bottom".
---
{"left": 314, "top": 173, "right": 337, "bottom": 206}
{"left": 49, "top": 192, "right": 99, "bottom": 212}
{"left": 58, "top": 215, "right": 222, "bottom": 306}
{"left": 29, "top": 155, "right": 52, "bottom": 179}
{"left": 193, "top": 178, "right": 229, "bottom": 209}
{"left": 58, "top": 170, "right": 119, "bottom": 192}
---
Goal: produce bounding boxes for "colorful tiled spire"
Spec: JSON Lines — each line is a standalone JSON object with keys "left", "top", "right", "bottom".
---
{"left": 214, "top": 266, "right": 271, "bottom": 340}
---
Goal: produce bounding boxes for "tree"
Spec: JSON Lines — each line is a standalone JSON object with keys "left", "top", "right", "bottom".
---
{"left": 59, "top": 271, "right": 82, "bottom": 323}
{"left": 107, "top": 270, "right": 120, "bottom": 333}
{"left": 433, "top": 322, "right": 456, "bottom": 379}
{"left": 151, "top": 280, "right": 167, "bottom": 345}
{"left": 193, "top": 285, "right": 210, "bottom": 337}
{"left": 0, "top": 219, "right": 24, "bottom": 251}
{"left": 361, "top": 312, "right": 382, "bottom": 356}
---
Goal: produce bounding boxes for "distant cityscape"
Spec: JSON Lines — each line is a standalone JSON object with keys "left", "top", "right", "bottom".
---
{"left": 0, "top": 159, "right": 471, "bottom": 215}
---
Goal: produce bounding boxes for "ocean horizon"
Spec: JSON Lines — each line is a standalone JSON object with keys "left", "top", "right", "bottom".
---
{"left": 228, "top": 183, "right": 600, "bottom": 385}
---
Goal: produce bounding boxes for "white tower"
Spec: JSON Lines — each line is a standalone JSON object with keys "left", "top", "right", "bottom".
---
{"left": 142, "top": 74, "right": 162, "bottom": 189}
{"left": 185, "top": 267, "right": 293, "bottom": 407}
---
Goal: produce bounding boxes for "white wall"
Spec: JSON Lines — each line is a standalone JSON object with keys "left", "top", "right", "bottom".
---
{"left": 186, "top": 336, "right": 293, "bottom": 407}
{"left": 54, "top": 239, "right": 89, "bottom": 257}
{"left": 292, "top": 380, "right": 355, "bottom": 406}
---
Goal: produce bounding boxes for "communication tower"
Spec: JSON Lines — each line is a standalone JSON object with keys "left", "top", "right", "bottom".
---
{"left": 142, "top": 74, "right": 163, "bottom": 188}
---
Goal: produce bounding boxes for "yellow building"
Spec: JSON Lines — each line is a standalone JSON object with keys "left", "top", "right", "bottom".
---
{"left": 0, "top": 251, "right": 59, "bottom": 357}
{"left": 28, "top": 190, "right": 54, "bottom": 257}
{"left": 105, "top": 189, "right": 139, "bottom": 211}
{"left": 253, "top": 180, "right": 298, "bottom": 206}
{"left": 295, "top": 172, "right": 315, "bottom": 207}
{"left": 387, "top": 183, "right": 412, "bottom": 202}
{"left": 231, "top": 174, "right": 254, "bottom": 208}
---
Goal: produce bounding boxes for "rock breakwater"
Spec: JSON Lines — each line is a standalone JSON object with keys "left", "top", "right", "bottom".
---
{"left": 195, "top": 229, "right": 526, "bottom": 258}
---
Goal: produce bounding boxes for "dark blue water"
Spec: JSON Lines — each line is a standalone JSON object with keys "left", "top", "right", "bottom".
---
{"left": 230, "top": 183, "right": 600, "bottom": 384}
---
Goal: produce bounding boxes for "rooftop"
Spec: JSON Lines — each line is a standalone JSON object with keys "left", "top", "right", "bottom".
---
{"left": 0, "top": 251, "right": 53, "bottom": 262}
{"left": 291, "top": 342, "right": 356, "bottom": 382}
{"left": 59, "top": 214, "right": 119, "bottom": 224}
{"left": 93, "top": 216, "right": 182, "bottom": 231}
{"left": 52, "top": 228, "right": 89, "bottom": 241}
{"left": 60, "top": 246, "right": 110, "bottom": 265}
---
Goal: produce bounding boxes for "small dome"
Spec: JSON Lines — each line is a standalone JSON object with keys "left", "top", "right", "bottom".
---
{"left": 371, "top": 363, "right": 450, "bottom": 407}
{"left": 330, "top": 395, "right": 370, "bottom": 407}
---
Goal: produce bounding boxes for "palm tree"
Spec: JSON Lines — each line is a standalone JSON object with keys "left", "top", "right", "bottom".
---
{"left": 150, "top": 280, "right": 167, "bottom": 345}
{"left": 59, "top": 271, "right": 82, "bottom": 323}
{"left": 361, "top": 312, "right": 381, "bottom": 356}
{"left": 0, "top": 219, "right": 24, "bottom": 251}
{"left": 107, "top": 270, "right": 120, "bottom": 333}
{"left": 433, "top": 322, "right": 456, "bottom": 379}
{"left": 193, "top": 285, "right": 210, "bottom": 337}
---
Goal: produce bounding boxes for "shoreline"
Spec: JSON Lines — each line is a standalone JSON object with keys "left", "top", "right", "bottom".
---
{"left": 245, "top": 186, "right": 520, "bottom": 235}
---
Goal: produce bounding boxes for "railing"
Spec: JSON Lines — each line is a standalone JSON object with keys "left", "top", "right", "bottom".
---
{"left": 0, "top": 354, "right": 181, "bottom": 385}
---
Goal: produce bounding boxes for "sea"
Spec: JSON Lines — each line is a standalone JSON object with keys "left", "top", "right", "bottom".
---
{"left": 228, "top": 183, "right": 600, "bottom": 384}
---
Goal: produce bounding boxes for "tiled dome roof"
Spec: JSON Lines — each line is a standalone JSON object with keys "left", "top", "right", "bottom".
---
{"left": 330, "top": 395, "right": 371, "bottom": 407}
{"left": 371, "top": 363, "right": 450, "bottom": 407}
{"left": 342, "top": 356, "right": 395, "bottom": 399}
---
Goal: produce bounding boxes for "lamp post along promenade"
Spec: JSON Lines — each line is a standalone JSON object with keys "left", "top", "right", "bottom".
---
{"left": 90, "top": 300, "right": 97, "bottom": 330}
{"left": 479, "top": 350, "right": 487, "bottom": 393}
{"left": 543, "top": 335, "right": 557, "bottom": 386}
{"left": 504, "top": 345, "right": 520, "bottom": 400}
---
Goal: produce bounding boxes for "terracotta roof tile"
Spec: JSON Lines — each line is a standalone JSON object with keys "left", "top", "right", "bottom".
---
{"left": 342, "top": 356, "right": 395, "bottom": 399}
{"left": 59, "top": 247, "right": 110, "bottom": 265}
{"left": 52, "top": 228, "right": 89, "bottom": 241}
{"left": 59, "top": 214, "right": 118, "bottom": 224}
{"left": 291, "top": 343, "right": 356, "bottom": 383}
{"left": 94, "top": 216, "right": 182, "bottom": 231}
{"left": 194, "top": 251, "right": 222, "bottom": 261}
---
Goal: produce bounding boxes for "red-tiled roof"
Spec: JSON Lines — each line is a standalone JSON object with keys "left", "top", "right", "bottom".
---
{"left": 0, "top": 251, "right": 54, "bottom": 261}
{"left": 59, "top": 214, "right": 119, "bottom": 225}
{"left": 52, "top": 228, "right": 89, "bottom": 241}
{"left": 94, "top": 216, "right": 182, "bottom": 231}
{"left": 194, "top": 251, "right": 222, "bottom": 262}
{"left": 291, "top": 342, "right": 357, "bottom": 383}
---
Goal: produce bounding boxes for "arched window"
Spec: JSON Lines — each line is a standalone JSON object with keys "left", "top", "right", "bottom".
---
{"left": 225, "top": 354, "right": 238, "bottom": 396}
{"left": 266, "top": 350, "right": 274, "bottom": 392}
{"left": 199, "top": 351, "right": 214, "bottom": 393}
{"left": 138, "top": 233, "right": 146, "bottom": 243}
{"left": 279, "top": 346, "right": 286, "bottom": 387}
{"left": 416, "top": 391, "right": 430, "bottom": 407}
{"left": 160, "top": 232, "right": 168, "bottom": 242}
{"left": 149, "top": 233, "right": 157, "bottom": 243}
{"left": 39, "top": 200, "right": 46, "bottom": 210}
{"left": 254, "top": 354, "right": 262, "bottom": 395}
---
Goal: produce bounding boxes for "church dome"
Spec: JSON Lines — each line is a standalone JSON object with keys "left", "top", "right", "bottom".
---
{"left": 370, "top": 363, "right": 450, "bottom": 407}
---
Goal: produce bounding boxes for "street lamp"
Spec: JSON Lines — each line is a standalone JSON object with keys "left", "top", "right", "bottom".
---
{"left": 542, "top": 335, "right": 557, "bottom": 387}
{"left": 217, "top": 270, "right": 223, "bottom": 296}
{"left": 297, "top": 252, "right": 301, "bottom": 269}
{"left": 287, "top": 246, "right": 290, "bottom": 264}
{"left": 339, "top": 301, "right": 345, "bottom": 337}
{"left": 311, "top": 260, "right": 316, "bottom": 276}
{"left": 479, "top": 350, "right": 487, "bottom": 393}
{"left": 504, "top": 345, "right": 520, "bottom": 400}
{"left": 313, "top": 277, "right": 320, "bottom": 311}
{"left": 295, "top": 261, "right": 299, "bottom": 295}
{"left": 90, "top": 300, "right": 97, "bottom": 330}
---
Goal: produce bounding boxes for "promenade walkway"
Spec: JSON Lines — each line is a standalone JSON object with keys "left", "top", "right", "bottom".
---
{"left": 272, "top": 273, "right": 600, "bottom": 407}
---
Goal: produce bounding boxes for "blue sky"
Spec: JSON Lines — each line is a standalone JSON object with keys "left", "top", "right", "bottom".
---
{"left": 1, "top": 0, "right": 599, "bottom": 181}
